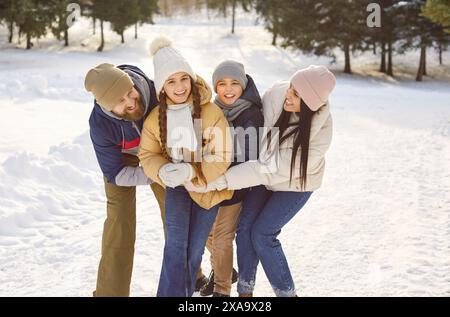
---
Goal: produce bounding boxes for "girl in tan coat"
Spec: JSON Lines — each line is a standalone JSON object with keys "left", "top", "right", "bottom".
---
{"left": 138, "top": 37, "right": 233, "bottom": 297}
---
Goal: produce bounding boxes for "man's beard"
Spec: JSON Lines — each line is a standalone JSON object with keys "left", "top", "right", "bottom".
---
{"left": 122, "top": 100, "right": 145, "bottom": 121}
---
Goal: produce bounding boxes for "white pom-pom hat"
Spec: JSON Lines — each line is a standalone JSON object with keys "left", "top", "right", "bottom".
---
{"left": 149, "top": 36, "right": 196, "bottom": 95}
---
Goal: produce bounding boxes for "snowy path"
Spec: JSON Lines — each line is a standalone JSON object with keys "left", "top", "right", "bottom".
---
{"left": 0, "top": 16, "right": 449, "bottom": 296}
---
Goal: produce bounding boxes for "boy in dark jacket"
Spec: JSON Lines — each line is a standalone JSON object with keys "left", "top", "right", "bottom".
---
{"left": 200, "top": 60, "right": 264, "bottom": 297}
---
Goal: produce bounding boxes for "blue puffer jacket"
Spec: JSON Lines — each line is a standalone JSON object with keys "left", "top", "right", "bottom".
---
{"left": 220, "top": 75, "right": 264, "bottom": 206}
{"left": 89, "top": 65, "right": 158, "bottom": 186}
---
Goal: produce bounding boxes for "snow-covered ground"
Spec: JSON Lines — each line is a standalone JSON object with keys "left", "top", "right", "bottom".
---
{"left": 0, "top": 13, "right": 449, "bottom": 297}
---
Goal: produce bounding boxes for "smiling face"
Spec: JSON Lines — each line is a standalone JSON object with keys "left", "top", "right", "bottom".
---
{"left": 111, "top": 87, "right": 144, "bottom": 121}
{"left": 283, "top": 84, "right": 302, "bottom": 113}
{"left": 163, "top": 72, "right": 192, "bottom": 104}
{"left": 216, "top": 77, "right": 244, "bottom": 106}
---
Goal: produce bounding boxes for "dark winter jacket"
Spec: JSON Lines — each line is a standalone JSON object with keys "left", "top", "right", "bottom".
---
{"left": 220, "top": 75, "right": 264, "bottom": 206}
{"left": 89, "top": 65, "right": 158, "bottom": 186}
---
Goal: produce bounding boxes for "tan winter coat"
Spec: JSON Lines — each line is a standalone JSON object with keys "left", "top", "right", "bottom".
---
{"left": 138, "top": 75, "right": 234, "bottom": 209}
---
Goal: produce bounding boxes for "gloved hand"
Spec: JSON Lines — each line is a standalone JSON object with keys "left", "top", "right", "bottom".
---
{"left": 158, "top": 163, "right": 195, "bottom": 188}
{"left": 184, "top": 175, "right": 228, "bottom": 193}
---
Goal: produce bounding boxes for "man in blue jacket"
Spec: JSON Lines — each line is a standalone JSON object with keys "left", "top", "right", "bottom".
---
{"left": 85, "top": 63, "right": 164, "bottom": 296}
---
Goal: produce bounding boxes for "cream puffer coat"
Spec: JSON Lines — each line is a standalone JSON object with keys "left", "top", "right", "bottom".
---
{"left": 225, "top": 81, "right": 333, "bottom": 192}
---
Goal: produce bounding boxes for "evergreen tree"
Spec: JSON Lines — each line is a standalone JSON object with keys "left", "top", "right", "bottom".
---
{"left": 397, "top": 0, "right": 447, "bottom": 81}
{"left": 109, "top": 0, "right": 140, "bottom": 44}
{"left": 366, "top": 0, "right": 405, "bottom": 76}
{"left": 422, "top": 0, "right": 450, "bottom": 33}
{"left": 90, "top": 0, "right": 114, "bottom": 52}
{"left": 422, "top": 0, "right": 450, "bottom": 64}
{"left": 14, "top": 0, "right": 53, "bottom": 49}
{"left": 255, "top": 0, "right": 281, "bottom": 46}
{"left": 49, "top": 0, "right": 76, "bottom": 47}
{"left": 274, "top": 0, "right": 371, "bottom": 74}
{"left": 433, "top": 28, "right": 450, "bottom": 64}
{"left": 378, "top": 1, "right": 393, "bottom": 75}
{"left": 0, "top": 0, "right": 21, "bottom": 43}
{"left": 206, "top": 0, "right": 253, "bottom": 34}
{"left": 134, "top": 0, "right": 159, "bottom": 39}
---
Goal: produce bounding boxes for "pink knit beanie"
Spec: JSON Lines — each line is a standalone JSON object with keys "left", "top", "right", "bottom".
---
{"left": 290, "top": 65, "right": 336, "bottom": 111}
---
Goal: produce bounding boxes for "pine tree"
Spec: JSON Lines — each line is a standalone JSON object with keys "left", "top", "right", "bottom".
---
{"left": 397, "top": 0, "right": 447, "bottom": 81}
{"left": 433, "top": 29, "right": 450, "bottom": 64}
{"left": 274, "top": 0, "right": 371, "bottom": 74}
{"left": 90, "top": 0, "right": 114, "bottom": 52}
{"left": 0, "top": 0, "right": 20, "bottom": 43}
{"left": 422, "top": 0, "right": 450, "bottom": 33}
{"left": 367, "top": 0, "right": 404, "bottom": 76}
{"left": 49, "top": 0, "right": 77, "bottom": 47}
{"left": 206, "top": 0, "right": 253, "bottom": 34}
{"left": 255, "top": 0, "right": 281, "bottom": 46}
{"left": 14, "top": 0, "right": 52, "bottom": 49}
{"left": 109, "top": 0, "right": 140, "bottom": 44}
{"left": 422, "top": 0, "right": 450, "bottom": 64}
{"left": 134, "top": 0, "right": 159, "bottom": 39}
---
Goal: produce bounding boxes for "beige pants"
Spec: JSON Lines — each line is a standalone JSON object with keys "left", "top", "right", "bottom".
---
{"left": 206, "top": 202, "right": 242, "bottom": 295}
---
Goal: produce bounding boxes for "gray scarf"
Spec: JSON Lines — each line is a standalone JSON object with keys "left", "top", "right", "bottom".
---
{"left": 214, "top": 96, "right": 253, "bottom": 122}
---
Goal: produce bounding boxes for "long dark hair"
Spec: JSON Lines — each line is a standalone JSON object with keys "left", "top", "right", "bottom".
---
{"left": 158, "top": 77, "right": 201, "bottom": 160}
{"left": 268, "top": 99, "right": 315, "bottom": 190}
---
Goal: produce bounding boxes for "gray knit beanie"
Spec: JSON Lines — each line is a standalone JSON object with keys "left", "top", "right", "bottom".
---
{"left": 212, "top": 60, "right": 248, "bottom": 92}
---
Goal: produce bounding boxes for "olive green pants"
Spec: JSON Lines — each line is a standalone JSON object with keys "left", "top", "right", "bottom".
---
{"left": 94, "top": 179, "right": 166, "bottom": 297}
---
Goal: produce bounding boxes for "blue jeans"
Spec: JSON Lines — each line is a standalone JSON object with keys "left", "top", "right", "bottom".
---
{"left": 157, "top": 186, "right": 219, "bottom": 297}
{"left": 236, "top": 185, "right": 312, "bottom": 297}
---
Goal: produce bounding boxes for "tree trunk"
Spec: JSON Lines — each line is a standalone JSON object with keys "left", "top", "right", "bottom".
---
{"left": 272, "top": 31, "right": 277, "bottom": 46}
{"left": 380, "top": 41, "right": 386, "bottom": 73}
{"left": 93, "top": 17, "right": 96, "bottom": 35}
{"left": 18, "top": 27, "right": 22, "bottom": 45}
{"left": 231, "top": 0, "right": 236, "bottom": 34}
{"left": 373, "top": 42, "right": 376, "bottom": 55}
{"left": 344, "top": 43, "right": 352, "bottom": 74}
{"left": 135, "top": 23, "right": 138, "bottom": 39}
{"left": 416, "top": 44, "right": 426, "bottom": 82}
{"left": 64, "top": 29, "right": 69, "bottom": 47}
{"left": 121, "top": 31, "right": 125, "bottom": 44}
{"left": 97, "top": 19, "right": 104, "bottom": 52}
{"left": 439, "top": 43, "right": 442, "bottom": 65}
{"left": 26, "top": 33, "right": 32, "bottom": 50}
{"left": 8, "top": 21, "right": 13, "bottom": 43}
{"left": 423, "top": 47, "right": 427, "bottom": 76}
{"left": 387, "top": 40, "right": 393, "bottom": 76}
{"left": 54, "top": 14, "right": 62, "bottom": 41}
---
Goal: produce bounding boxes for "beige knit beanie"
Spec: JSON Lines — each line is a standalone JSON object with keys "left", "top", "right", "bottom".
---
{"left": 84, "top": 63, "right": 134, "bottom": 111}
